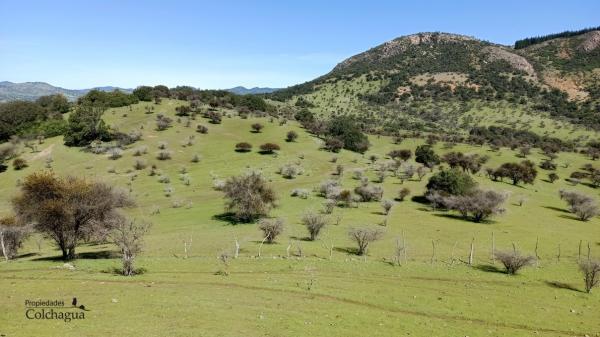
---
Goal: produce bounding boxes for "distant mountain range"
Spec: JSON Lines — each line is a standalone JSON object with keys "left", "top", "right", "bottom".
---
{"left": 0, "top": 81, "right": 132, "bottom": 102}
{"left": 0, "top": 81, "right": 279, "bottom": 102}
{"left": 225, "top": 86, "right": 280, "bottom": 95}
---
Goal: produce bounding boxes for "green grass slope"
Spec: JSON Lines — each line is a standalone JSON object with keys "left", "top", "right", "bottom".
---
{"left": 1, "top": 99, "right": 599, "bottom": 336}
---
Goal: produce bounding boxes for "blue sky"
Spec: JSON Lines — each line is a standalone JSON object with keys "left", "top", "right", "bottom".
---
{"left": 0, "top": 0, "right": 598, "bottom": 89}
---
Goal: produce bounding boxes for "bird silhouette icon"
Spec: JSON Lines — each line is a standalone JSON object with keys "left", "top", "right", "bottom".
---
{"left": 72, "top": 297, "right": 77, "bottom": 307}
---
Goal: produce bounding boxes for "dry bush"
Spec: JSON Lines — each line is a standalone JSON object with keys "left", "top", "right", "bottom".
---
{"left": 223, "top": 171, "right": 276, "bottom": 222}
{"left": 0, "top": 215, "right": 30, "bottom": 260}
{"left": 397, "top": 187, "right": 411, "bottom": 201}
{"left": 354, "top": 184, "right": 383, "bottom": 202}
{"left": 301, "top": 211, "right": 328, "bottom": 240}
{"left": 348, "top": 227, "right": 384, "bottom": 255}
{"left": 132, "top": 146, "right": 148, "bottom": 156}
{"left": 12, "top": 158, "right": 28, "bottom": 170}
{"left": 381, "top": 199, "right": 394, "bottom": 215}
{"left": 291, "top": 188, "right": 309, "bottom": 199}
{"left": 323, "top": 199, "right": 336, "bottom": 214}
{"left": 495, "top": 250, "right": 535, "bottom": 275}
{"left": 580, "top": 260, "right": 600, "bottom": 293}
{"left": 133, "top": 159, "right": 147, "bottom": 170}
{"left": 156, "top": 150, "right": 172, "bottom": 161}
{"left": 444, "top": 189, "right": 508, "bottom": 222}
{"left": 109, "top": 217, "right": 150, "bottom": 276}
{"left": 279, "top": 163, "right": 303, "bottom": 179}
{"left": 108, "top": 148, "right": 123, "bottom": 160}
{"left": 258, "top": 218, "right": 284, "bottom": 243}
{"left": 559, "top": 190, "right": 600, "bottom": 221}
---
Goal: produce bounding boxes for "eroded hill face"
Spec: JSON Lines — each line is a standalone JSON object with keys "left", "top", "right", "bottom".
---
{"left": 271, "top": 30, "right": 600, "bottom": 136}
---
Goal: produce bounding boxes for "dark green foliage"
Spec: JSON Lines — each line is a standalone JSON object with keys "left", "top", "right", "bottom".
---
{"left": 514, "top": 26, "right": 600, "bottom": 49}
{"left": 426, "top": 168, "right": 476, "bottom": 196}
{"left": 326, "top": 116, "right": 369, "bottom": 153}
{"left": 493, "top": 160, "right": 538, "bottom": 185}
{"left": 133, "top": 86, "right": 154, "bottom": 101}
{"left": 64, "top": 106, "right": 111, "bottom": 146}
{"left": 0, "top": 101, "right": 47, "bottom": 141}
{"left": 36, "top": 94, "right": 70, "bottom": 114}
{"left": 294, "top": 108, "right": 315, "bottom": 123}
{"left": 469, "top": 126, "right": 569, "bottom": 150}
{"left": 415, "top": 145, "right": 440, "bottom": 168}
{"left": 78, "top": 89, "right": 138, "bottom": 108}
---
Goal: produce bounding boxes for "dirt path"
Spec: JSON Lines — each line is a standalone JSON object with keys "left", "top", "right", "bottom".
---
{"left": 30, "top": 144, "right": 54, "bottom": 161}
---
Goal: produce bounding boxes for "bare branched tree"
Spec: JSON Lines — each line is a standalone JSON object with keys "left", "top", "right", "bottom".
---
{"left": 495, "top": 250, "right": 535, "bottom": 275}
{"left": 580, "top": 260, "right": 600, "bottom": 293}
{"left": 348, "top": 227, "right": 384, "bottom": 255}
{"left": 109, "top": 217, "right": 151, "bottom": 276}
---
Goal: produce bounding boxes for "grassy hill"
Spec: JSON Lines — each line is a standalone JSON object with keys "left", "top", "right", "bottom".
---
{"left": 1, "top": 99, "right": 599, "bottom": 336}
{"left": 270, "top": 31, "right": 600, "bottom": 141}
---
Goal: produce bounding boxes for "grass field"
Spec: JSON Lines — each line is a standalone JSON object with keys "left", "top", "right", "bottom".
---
{"left": 1, "top": 99, "right": 599, "bottom": 337}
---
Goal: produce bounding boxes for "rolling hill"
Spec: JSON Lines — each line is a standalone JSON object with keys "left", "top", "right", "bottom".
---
{"left": 0, "top": 81, "right": 132, "bottom": 102}
{"left": 270, "top": 31, "right": 600, "bottom": 140}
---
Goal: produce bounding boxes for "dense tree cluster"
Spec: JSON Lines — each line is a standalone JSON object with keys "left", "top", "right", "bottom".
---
{"left": 77, "top": 89, "right": 138, "bottom": 108}
{"left": 0, "top": 96, "right": 68, "bottom": 141}
{"left": 488, "top": 160, "right": 537, "bottom": 185}
{"left": 514, "top": 26, "right": 600, "bottom": 49}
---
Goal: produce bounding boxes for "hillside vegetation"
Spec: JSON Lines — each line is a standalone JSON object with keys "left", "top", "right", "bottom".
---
{"left": 271, "top": 31, "right": 600, "bottom": 138}
{"left": 0, "top": 97, "right": 599, "bottom": 336}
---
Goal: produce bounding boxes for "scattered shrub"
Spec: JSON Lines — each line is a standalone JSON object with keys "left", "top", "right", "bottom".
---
{"left": 354, "top": 184, "right": 383, "bottom": 202}
{"left": 196, "top": 124, "right": 208, "bottom": 134}
{"left": 12, "top": 158, "right": 28, "bottom": 170}
{"left": 348, "top": 227, "right": 384, "bottom": 255}
{"left": 580, "top": 260, "right": 600, "bottom": 293}
{"left": 235, "top": 142, "right": 252, "bottom": 152}
{"left": 223, "top": 171, "right": 276, "bottom": 222}
{"left": 559, "top": 190, "right": 600, "bottom": 221}
{"left": 251, "top": 123, "right": 264, "bottom": 133}
{"left": 133, "top": 159, "right": 147, "bottom": 170}
{"left": 495, "top": 250, "right": 535, "bottom": 275}
{"left": 291, "top": 188, "right": 309, "bottom": 199}
{"left": 301, "top": 211, "right": 328, "bottom": 240}
{"left": 381, "top": 199, "right": 394, "bottom": 215}
{"left": 156, "top": 150, "right": 172, "bottom": 160}
{"left": 258, "top": 218, "right": 284, "bottom": 243}
{"left": 286, "top": 130, "right": 298, "bottom": 142}
{"left": 397, "top": 187, "right": 411, "bottom": 201}
{"left": 259, "top": 143, "right": 280, "bottom": 154}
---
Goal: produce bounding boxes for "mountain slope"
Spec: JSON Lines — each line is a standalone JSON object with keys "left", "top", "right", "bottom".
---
{"left": 226, "top": 86, "right": 279, "bottom": 95}
{"left": 271, "top": 30, "right": 600, "bottom": 137}
{"left": 0, "top": 81, "right": 132, "bottom": 102}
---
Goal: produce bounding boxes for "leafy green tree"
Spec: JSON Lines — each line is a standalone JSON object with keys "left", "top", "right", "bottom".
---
{"left": 64, "top": 105, "right": 111, "bottom": 146}
{"left": 326, "top": 116, "right": 369, "bottom": 153}
{"left": 133, "top": 86, "right": 154, "bottom": 101}
{"left": 415, "top": 145, "right": 440, "bottom": 168}
{"left": 426, "top": 168, "right": 476, "bottom": 196}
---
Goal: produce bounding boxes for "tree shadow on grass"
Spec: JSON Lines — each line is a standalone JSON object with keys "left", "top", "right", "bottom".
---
{"left": 433, "top": 213, "right": 496, "bottom": 225}
{"left": 212, "top": 212, "right": 243, "bottom": 225}
{"left": 333, "top": 246, "right": 359, "bottom": 255}
{"left": 32, "top": 250, "right": 117, "bottom": 261}
{"left": 545, "top": 281, "right": 582, "bottom": 293}
{"left": 411, "top": 195, "right": 429, "bottom": 205}
{"left": 543, "top": 206, "right": 570, "bottom": 214}
{"left": 474, "top": 264, "right": 506, "bottom": 274}
{"left": 15, "top": 252, "right": 39, "bottom": 259}
{"left": 289, "top": 235, "right": 312, "bottom": 242}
